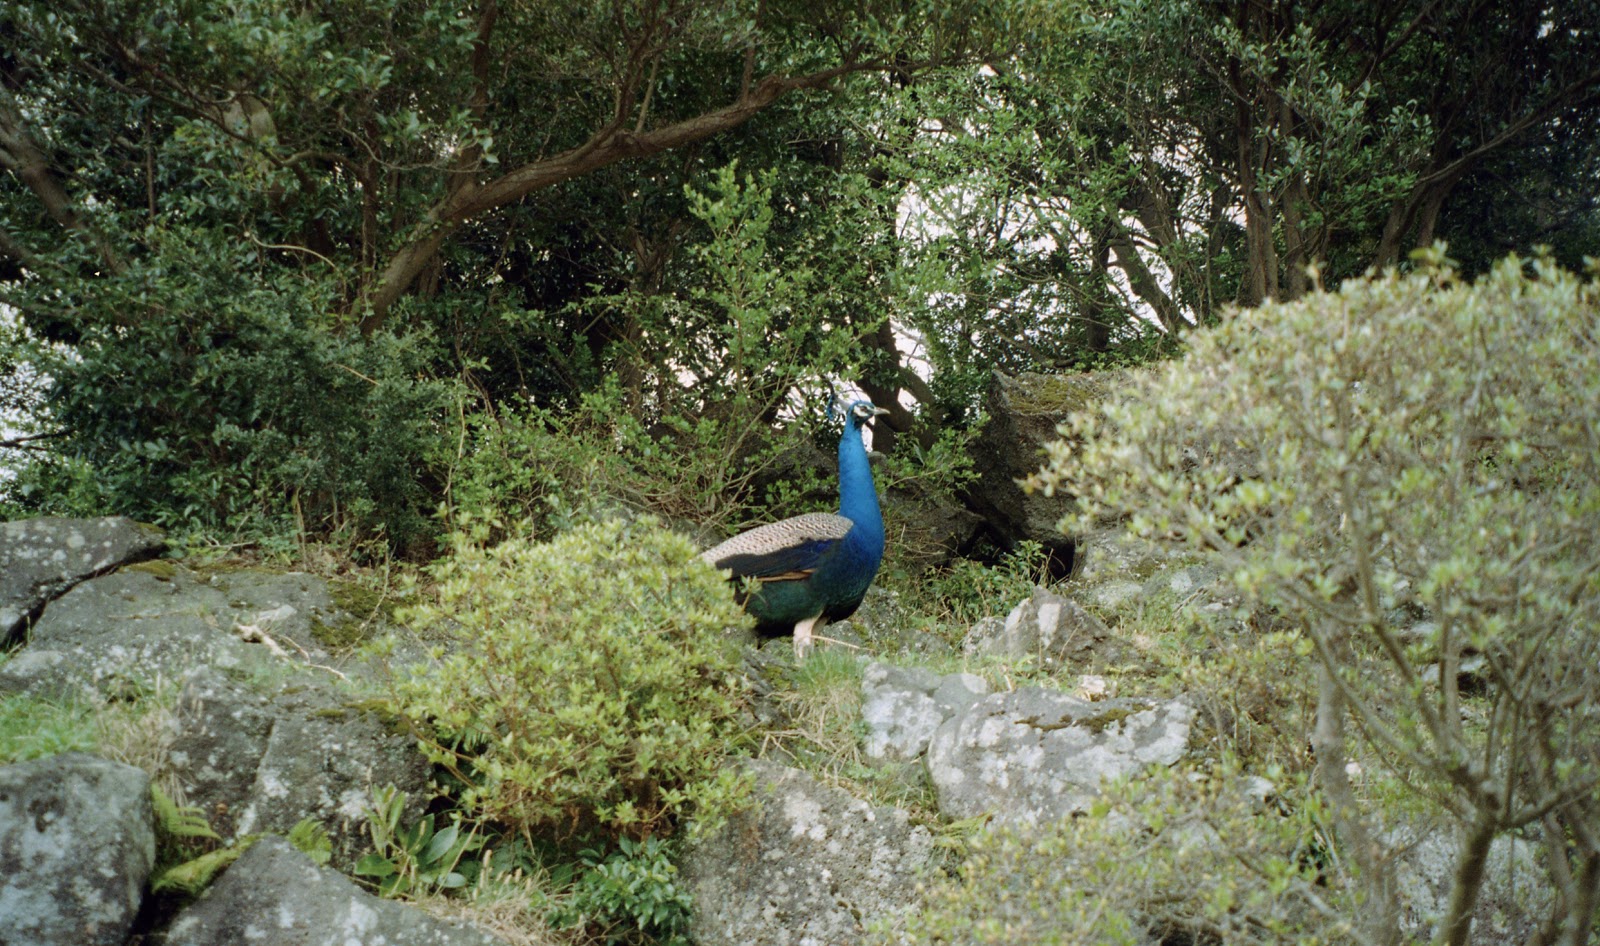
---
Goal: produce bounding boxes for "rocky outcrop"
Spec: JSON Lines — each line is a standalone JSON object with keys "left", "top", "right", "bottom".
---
{"left": 164, "top": 838, "right": 502, "bottom": 946}
{"left": 683, "top": 759, "right": 935, "bottom": 946}
{"left": 860, "top": 661, "right": 987, "bottom": 763}
{"left": 962, "top": 585, "right": 1136, "bottom": 671}
{"left": 167, "top": 669, "right": 429, "bottom": 868}
{"left": 0, "top": 561, "right": 354, "bottom": 702}
{"left": 0, "top": 516, "right": 164, "bottom": 644}
{"left": 0, "top": 753, "right": 156, "bottom": 946}
{"left": 927, "top": 688, "right": 1193, "bottom": 826}
{"left": 964, "top": 371, "right": 1116, "bottom": 565}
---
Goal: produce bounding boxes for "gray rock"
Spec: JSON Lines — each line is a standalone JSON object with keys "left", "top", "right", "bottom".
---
{"left": 0, "top": 752, "right": 156, "bottom": 946}
{"left": 1390, "top": 821, "right": 1552, "bottom": 945}
{"left": 964, "top": 371, "right": 1114, "bottom": 558}
{"left": 880, "top": 487, "right": 986, "bottom": 571}
{"left": 861, "top": 661, "right": 987, "bottom": 763}
{"left": 684, "top": 759, "right": 935, "bottom": 946}
{"left": 962, "top": 586, "right": 1130, "bottom": 669}
{"left": 164, "top": 837, "right": 504, "bottom": 946}
{"left": 927, "top": 688, "right": 1192, "bottom": 825}
{"left": 166, "top": 669, "right": 429, "bottom": 868}
{"left": 0, "top": 564, "right": 343, "bottom": 701}
{"left": 0, "top": 516, "right": 164, "bottom": 644}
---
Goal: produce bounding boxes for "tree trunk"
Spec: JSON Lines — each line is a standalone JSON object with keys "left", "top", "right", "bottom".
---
{"left": 1311, "top": 647, "right": 1401, "bottom": 946}
{"left": 1438, "top": 811, "right": 1499, "bottom": 946}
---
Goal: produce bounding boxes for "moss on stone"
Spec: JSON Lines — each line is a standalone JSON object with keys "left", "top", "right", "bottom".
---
{"left": 123, "top": 559, "right": 180, "bottom": 581}
{"left": 1077, "top": 705, "right": 1138, "bottom": 734}
{"left": 1003, "top": 373, "right": 1113, "bottom": 417}
{"left": 308, "top": 614, "right": 374, "bottom": 651}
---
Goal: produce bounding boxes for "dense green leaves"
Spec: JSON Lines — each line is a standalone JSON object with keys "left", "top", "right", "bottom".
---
{"left": 393, "top": 517, "right": 753, "bottom": 840}
{"left": 3, "top": 0, "right": 1598, "bottom": 552}
{"left": 1039, "top": 253, "right": 1600, "bottom": 945}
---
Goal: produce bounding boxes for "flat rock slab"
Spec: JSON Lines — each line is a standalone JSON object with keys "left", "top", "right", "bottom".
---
{"left": 0, "top": 752, "right": 156, "bottom": 946}
{"left": 684, "top": 759, "right": 934, "bottom": 946}
{"left": 165, "top": 837, "right": 504, "bottom": 946}
{"left": 0, "top": 516, "right": 164, "bottom": 644}
{"left": 927, "top": 688, "right": 1193, "bottom": 826}
{"left": 0, "top": 563, "right": 343, "bottom": 702}
{"left": 167, "top": 669, "right": 429, "bottom": 868}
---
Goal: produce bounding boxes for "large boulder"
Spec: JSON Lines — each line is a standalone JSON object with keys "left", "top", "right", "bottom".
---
{"left": 0, "top": 752, "right": 156, "bottom": 946}
{"left": 0, "top": 516, "right": 164, "bottom": 644}
{"left": 0, "top": 563, "right": 349, "bottom": 701}
{"left": 164, "top": 837, "right": 504, "bottom": 946}
{"left": 860, "top": 661, "right": 987, "bottom": 763}
{"left": 964, "top": 371, "right": 1115, "bottom": 564}
{"left": 881, "top": 486, "right": 987, "bottom": 572}
{"left": 683, "top": 759, "right": 935, "bottom": 946}
{"left": 927, "top": 688, "right": 1193, "bottom": 826}
{"left": 165, "top": 669, "right": 430, "bottom": 868}
{"left": 1390, "top": 820, "right": 1553, "bottom": 945}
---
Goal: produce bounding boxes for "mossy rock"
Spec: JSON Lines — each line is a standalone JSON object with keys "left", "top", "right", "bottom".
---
{"left": 999, "top": 371, "right": 1118, "bottom": 417}
{"left": 122, "top": 559, "right": 180, "bottom": 581}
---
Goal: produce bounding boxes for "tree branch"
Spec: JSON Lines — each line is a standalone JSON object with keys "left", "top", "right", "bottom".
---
{"left": 357, "top": 62, "right": 872, "bottom": 333}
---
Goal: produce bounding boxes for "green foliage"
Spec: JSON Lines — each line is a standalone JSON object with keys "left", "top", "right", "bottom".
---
{"left": 150, "top": 791, "right": 330, "bottom": 896}
{"left": 550, "top": 835, "right": 694, "bottom": 946}
{"left": 1, "top": 225, "right": 457, "bottom": 553}
{"left": 395, "top": 516, "right": 753, "bottom": 840}
{"left": 889, "top": 763, "right": 1349, "bottom": 946}
{"left": 893, "top": 540, "right": 1047, "bottom": 629}
{"left": 149, "top": 784, "right": 229, "bottom": 896}
{"left": 355, "top": 785, "right": 484, "bottom": 898}
{"left": 443, "top": 164, "right": 886, "bottom": 540}
{"left": 287, "top": 817, "right": 334, "bottom": 866}
{"left": 1037, "top": 250, "right": 1600, "bottom": 943}
{"left": 0, "top": 695, "right": 100, "bottom": 762}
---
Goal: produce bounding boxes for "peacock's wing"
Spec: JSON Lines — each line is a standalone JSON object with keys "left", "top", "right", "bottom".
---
{"left": 700, "top": 512, "right": 854, "bottom": 582}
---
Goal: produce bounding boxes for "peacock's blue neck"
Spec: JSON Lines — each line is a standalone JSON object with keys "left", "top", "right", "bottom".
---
{"left": 838, "top": 418, "right": 885, "bottom": 557}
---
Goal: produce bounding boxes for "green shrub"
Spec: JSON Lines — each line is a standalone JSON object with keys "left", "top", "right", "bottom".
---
{"left": 355, "top": 785, "right": 484, "bottom": 898}
{"left": 395, "top": 516, "right": 753, "bottom": 840}
{"left": 551, "top": 835, "right": 693, "bottom": 946}
{"left": 1034, "top": 250, "right": 1600, "bottom": 946}
{"left": 2, "top": 225, "right": 457, "bottom": 553}
{"left": 888, "top": 763, "right": 1347, "bottom": 946}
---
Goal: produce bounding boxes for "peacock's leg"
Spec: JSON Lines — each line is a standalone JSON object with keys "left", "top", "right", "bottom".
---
{"left": 793, "top": 614, "right": 823, "bottom": 659}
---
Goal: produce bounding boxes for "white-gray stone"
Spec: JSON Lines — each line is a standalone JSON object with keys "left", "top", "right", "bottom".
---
{"left": 1389, "top": 820, "right": 1553, "bottom": 945}
{"left": 927, "top": 688, "right": 1193, "bottom": 826}
{"left": 0, "top": 752, "right": 156, "bottom": 946}
{"left": 861, "top": 661, "right": 987, "bottom": 762}
{"left": 0, "top": 564, "right": 350, "bottom": 702}
{"left": 165, "top": 837, "right": 504, "bottom": 946}
{"left": 684, "top": 759, "right": 934, "bottom": 946}
{"left": 962, "top": 586, "right": 1131, "bottom": 669}
{"left": 0, "top": 516, "right": 164, "bottom": 643}
{"left": 166, "top": 669, "right": 429, "bottom": 868}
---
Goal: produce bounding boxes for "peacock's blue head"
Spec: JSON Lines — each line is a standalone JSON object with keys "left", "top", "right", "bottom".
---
{"left": 829, "top": 395, "right": 889, "bottom": 430}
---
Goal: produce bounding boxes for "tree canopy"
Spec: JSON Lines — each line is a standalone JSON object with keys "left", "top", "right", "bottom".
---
{"left": 2, "top": 0, "right": 1598, "bottom": 546}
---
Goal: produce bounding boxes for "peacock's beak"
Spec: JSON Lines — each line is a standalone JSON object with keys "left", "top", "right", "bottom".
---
{"left": 868, "top": 406, "right": 889, "bottom": 427}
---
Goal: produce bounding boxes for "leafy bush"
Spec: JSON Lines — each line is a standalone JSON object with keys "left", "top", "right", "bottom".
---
{"left": 1034, "top": 250, "right": 1600, "bottom": 945}
{"left": 355, "top": 785, "right": 483, "bottom": 898}
{"left": 442, "top": 378, "right": 833, "bottom": 542}
{"left": 551, "top": 835, "right": 693, "bottom": 946}
{"left": 394, "top": 516, "right": 752, "bottom": 841}
{"left": 2, "top": 225, "right": 457, "bottom": 553}
{"left": 888, "top": 763, "right": 1345, "bottom": 946}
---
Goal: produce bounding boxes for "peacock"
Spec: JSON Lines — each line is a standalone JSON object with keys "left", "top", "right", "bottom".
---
{"left": 701, "top": 397, "right": 890, "bottom": 657}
